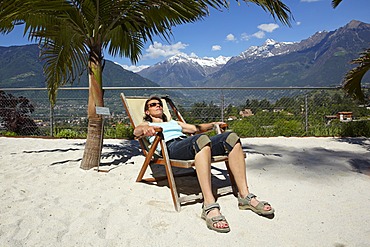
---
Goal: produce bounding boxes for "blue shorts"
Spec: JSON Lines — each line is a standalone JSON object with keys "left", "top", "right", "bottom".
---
{"left": 166, "top": 132, "right": 240, "bottom": 160}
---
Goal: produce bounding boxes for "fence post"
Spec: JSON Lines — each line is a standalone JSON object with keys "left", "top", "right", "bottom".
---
{"left": 305, "top": 94, "right": 308, "bottom": 134}
{"left": 221, "top": 91, "right": 224, "bottom": 122}
{"left": 50, "top": 103, "right": 54, "bottom": 137}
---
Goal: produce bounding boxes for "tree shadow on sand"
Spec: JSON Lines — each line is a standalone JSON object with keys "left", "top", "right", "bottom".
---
{"left": 22, "top": 144, "right": 85, "bottom": 166}
{"left": 243, "top": 139, "right": 370, "bottom": 176}
{"left": 336, "top": 137, "right": 370, "bottom": 151}
{"left": 22, "top": 140, "right": 142, "bottom": 167}
{"left": 99, "top": 140, "right": 142, "bottom": 167}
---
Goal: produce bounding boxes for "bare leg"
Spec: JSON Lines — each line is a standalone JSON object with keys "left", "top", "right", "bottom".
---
{"left": 227, "top": 142, "right": 272, "bottom": 211}
{"left": 194, "top": 145, "right": 228, "bottom": 229}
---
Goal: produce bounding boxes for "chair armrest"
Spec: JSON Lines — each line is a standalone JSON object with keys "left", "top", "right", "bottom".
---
{"left": 214, "top": 123, "right": 228, "bottom": 134}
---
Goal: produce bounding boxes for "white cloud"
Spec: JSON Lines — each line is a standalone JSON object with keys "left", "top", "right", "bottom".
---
{"left": 119, "top": 64, "right": 149, "bottom": 73}
{"left": 241, "top": 23, "right": 279, "bottom": 41}
{"left": 257, "top": 23, "right": 279, "bottom": 33}
{"left": 241, "top": 33, "right": 250, "bottom": 41}
{"left": 143, "top": 41, "right": 188, "bottom": 59}
{"left": 226, "top": 34, "right": 236, "bottom": 41}
{"left": 212, "top": 45, "right": 221, "bottom": 51}
{"left": 252, "top": 30, "right": 266, "bottom": 39}
{"left": 296, "top": 21, "right": 302, "bottom": 26}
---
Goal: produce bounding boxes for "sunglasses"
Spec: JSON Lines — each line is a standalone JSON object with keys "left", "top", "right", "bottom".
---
{"left": 148, "top": 102, "right": 163, "bottom": 108}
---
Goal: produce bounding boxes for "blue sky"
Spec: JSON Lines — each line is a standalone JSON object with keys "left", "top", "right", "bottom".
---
{"left": 1, "top": 0, "right": 369, "bottom": 72}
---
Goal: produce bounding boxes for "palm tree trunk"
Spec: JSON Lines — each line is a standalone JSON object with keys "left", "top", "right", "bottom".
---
{"left": 80, "top": 46, "right": 104, "bottom": 170}
{"left": 80, "top": 115, "right": 103, "bottom": 169}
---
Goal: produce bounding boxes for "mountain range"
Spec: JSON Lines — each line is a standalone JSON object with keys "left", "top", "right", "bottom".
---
{"left": 0, "top": 20, "right": 369, "bottom": 89}
{"left": 138, "top": 20, "right": 370, "bottom": 87}
{"left": 0, "top": 45, "right": 158, "bottom": 88}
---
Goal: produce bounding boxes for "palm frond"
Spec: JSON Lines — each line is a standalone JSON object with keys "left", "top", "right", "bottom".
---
{"left": 342, "top": 49, "right": 370, "bottom": 102}
{"left": 244, "top": 0, "right": 293, "bottom": 27}
{"left": 331, "top": 0, "right": 343, "bottom": 8}
{"left": 0, "top": 0, "right": 27, "bottom": 33}
{"left": 38, "top": 22, "right": 88, "bottom": 105}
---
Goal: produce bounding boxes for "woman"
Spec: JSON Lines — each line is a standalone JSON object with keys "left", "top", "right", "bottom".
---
{"left": 134, "top": 96, "right": 274, "bottom": 233}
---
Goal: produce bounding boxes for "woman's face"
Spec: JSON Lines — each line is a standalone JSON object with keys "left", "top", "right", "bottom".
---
{"left": 145, "top": 99, "right": 163, "bottom": 119}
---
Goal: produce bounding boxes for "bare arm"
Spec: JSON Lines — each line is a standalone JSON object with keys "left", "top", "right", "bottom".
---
{"left": 134, "top": 121, "right": 227, "bottom": 137}
{"left": 178, "top": 121, "right": 226, "bottom": 134}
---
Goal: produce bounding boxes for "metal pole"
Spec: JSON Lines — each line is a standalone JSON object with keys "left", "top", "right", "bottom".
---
{"left": 221, "top": 91, "right": 224, "bottom": 122}
{"left": 50, "top": 104, "right": 54, "bottom": 137}
{"left": 305, "top": 94, "right": 308, "bottom": 134}
{"left": 96, "top": 116, "right": 104, "bottom": 172}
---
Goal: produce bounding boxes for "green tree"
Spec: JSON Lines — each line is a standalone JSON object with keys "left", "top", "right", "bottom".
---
{"left": 247, "top": 99, "right": 260, "bottom": 113}
{"left": 259, "top": 98, "right": 271, "bottom": 109}
{"left": 225, "top": 104, "right": 239, "bottom": 119}
{"left": 332, "top": 0, "right": 370, "bottom": 102}
{"left": 0, "top": 0, "right": 292, "bottom": 169}
{"left": 189, "top": 101, "right": 221, "bottom": 123}
{"left": 274, "top": 96, "right": 296, "bottom": 108}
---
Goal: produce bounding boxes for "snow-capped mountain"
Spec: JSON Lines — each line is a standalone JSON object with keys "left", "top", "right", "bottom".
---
{"left": 138, "top": 39, "right": 303, "bottom": 87}
{"left": 138, "top": 39, "right": 302, "bottom": 87}
{"left": 226, "top": 39, "right": 298, "bottom": 66}
{"left": 138, "top": 53, "right": 230, "bottom": 87}
{"left": 138, "top": 20, "right": 370, "bottom": 88}
{"left": 206, "top": 20, "right": 370, "bottom": 87}
{"left": 166, "top": 53, "right": 230, "bottom": 68}
{"left": 224, "top": 31, "right": 331, "bottom": 68}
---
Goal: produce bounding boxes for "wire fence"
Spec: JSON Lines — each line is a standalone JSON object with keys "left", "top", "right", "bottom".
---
{"left": 1, "top": 87, "right": 369, "bottom": 137}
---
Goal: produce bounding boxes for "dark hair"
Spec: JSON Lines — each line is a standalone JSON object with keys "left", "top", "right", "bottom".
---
{"left": 143, "top": 96, "right": 168, "bottom": 122}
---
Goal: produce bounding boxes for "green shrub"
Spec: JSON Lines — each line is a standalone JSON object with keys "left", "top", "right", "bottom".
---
{"left": 0, "top": 131, "right": 18, "bottom": 136}
{"left": 308, "top": 124, "right": 341, "bottom": 136}
{"left": 55, "top": 129, "right": 86, "bottom": 138}
{"left": 105, "top": 123, "right": 134, "bottom": 139}
{"left": 229, "top": 120, "right": 257, "bottom": 137}
{"left": 309, "top": 120, "right": 370, "bottom": 137}
{"left": 273, "top": 119, "right": 305, "bottom": 137}
{"left": 340, "top": 120, "right": 370, "bottom": 137}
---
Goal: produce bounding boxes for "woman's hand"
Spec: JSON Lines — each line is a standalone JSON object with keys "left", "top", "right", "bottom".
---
{"left": 142, "top": 126, "right": 157, "bottom": 136}
{"left": 211, "top": 122, "right": 228, "bottom": 134}
{"left": 212, "top": 121, "right": 226, "bottom": 126}
{"left": 134, "top": 124, "right": 157, "bottom": 137}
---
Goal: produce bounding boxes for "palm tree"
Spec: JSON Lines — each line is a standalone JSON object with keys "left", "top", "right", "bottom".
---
{"left": 0, "top": 0, "right": 292, "bottom": 170}
{"left": 332, "top": 0, "right": 370, "bottom": 101}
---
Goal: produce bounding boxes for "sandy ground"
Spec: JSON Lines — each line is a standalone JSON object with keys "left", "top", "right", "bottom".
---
{"left": 0, "top": 136, "right": 369, "bottom": 247}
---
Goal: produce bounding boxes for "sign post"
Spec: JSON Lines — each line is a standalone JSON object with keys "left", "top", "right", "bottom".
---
{"left": 95, "top": 106, "right": 111, "bottom": 172}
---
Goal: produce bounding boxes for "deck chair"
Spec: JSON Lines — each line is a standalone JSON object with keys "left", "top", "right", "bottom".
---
{"left": 120, "top": 92, "right": 241, "bottom": 211}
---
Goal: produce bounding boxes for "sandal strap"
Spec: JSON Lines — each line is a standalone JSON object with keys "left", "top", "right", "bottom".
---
{"left": 210, "top": 215, "right": 226, "bottom": 223}
{"left": 260, "top": 201, "right": 271, "bottom": 206}
{"left": 203, "top": 202, "right": 221, "bottom": 215}
{"left": 246, "top": 193, "right": 257, "bottom": 202}
{"left": 254, "top": 201, "right": 269, "bottom": 210}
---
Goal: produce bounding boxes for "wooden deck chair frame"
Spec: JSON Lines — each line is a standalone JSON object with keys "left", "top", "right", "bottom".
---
{"left": 120, "top": 92, "right": 240, "bottom": 211}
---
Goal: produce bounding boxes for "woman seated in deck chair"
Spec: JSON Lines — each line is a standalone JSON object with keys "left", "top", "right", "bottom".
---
{"left": 134, "top": 96, "right": 274, "bottom": 233}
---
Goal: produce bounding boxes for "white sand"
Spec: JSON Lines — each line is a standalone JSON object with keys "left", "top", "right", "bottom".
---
{"left": 1, "top": 136, "right": 370, "bottom": 247}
